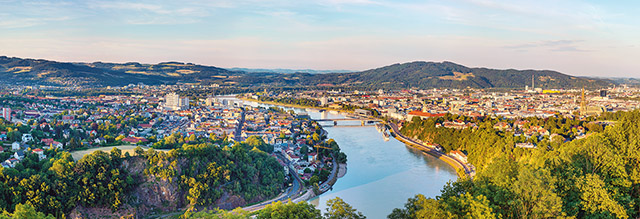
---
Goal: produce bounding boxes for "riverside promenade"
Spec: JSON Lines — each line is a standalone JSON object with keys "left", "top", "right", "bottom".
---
{"left": 386, "top": 122, "right": 474, "bottom": 178}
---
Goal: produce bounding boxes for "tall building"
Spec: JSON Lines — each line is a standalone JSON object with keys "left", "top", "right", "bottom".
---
{"left": 320, "top": 96, "right": 328, "bottom": 106}
{"left": 164, "top": 93, "right": 190, "bottom": 111}
{"left": 600, "top": 90, "right": 607, "bottom": 97}
{"left": 205, "top": 97, "right": 217, "bottom": 106}
{"left": 1, "top": 108, "right": 10, "bottom": 121}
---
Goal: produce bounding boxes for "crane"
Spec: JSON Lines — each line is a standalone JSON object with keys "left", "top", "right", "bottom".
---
{"left": 312, "top": 144, "right": 334, "bottom": 162}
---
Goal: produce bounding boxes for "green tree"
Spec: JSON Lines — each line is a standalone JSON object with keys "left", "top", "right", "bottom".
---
{"left": 12, "top": 203, "right": 55, "bottom": 219}
{"left": 577, "top": 174, "right": 628, "bottom": 219}
{"left": 134, "top": 146, "right": 144, "bottom": 156}
{"left": 325, "top": 197, "right": 366, "bottom": 219}
{"left": 257, "top": 201, "right": 321, "bottom": 219}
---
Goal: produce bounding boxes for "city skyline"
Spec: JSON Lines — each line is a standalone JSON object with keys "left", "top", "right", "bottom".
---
{"left": 1, "top": 0, "right": 638, "bottom": 77}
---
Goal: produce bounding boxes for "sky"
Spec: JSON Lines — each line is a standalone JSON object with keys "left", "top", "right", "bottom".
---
{"left": 0, "top": 0, "right": 638, "bottom": 77}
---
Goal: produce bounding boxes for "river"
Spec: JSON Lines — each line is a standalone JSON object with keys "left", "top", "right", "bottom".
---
{"left": 222, "top": 97, "right": 458, "bottom": 218}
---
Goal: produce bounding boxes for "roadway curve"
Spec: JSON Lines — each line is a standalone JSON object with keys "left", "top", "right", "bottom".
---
{"left": 242, "top": 152, "right": 305, "bottom": 212}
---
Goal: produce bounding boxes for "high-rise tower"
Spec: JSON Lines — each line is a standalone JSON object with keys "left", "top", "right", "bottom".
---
{"left": 580, "top": 87, "right": 586, "bottom": 115}
{"left": 532, "top": 75, "right": 535, "bottom": 90}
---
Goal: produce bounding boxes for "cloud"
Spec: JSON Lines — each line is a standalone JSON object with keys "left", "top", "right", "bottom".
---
{"left": 505, "top": 40, "right": 590, "bottom": 52}
{"left": 0, "top": 14, "right": 71, "bottom": 28}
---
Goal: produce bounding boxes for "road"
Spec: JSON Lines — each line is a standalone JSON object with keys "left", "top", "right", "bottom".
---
{"left": 242, "top": 152, "right": 305, "bottom": 212}
{"left": 318, "top": 154, "right": 338, "bottom": 193}
{"left": 387, "top": 122, "right": 474, "bottom": 177}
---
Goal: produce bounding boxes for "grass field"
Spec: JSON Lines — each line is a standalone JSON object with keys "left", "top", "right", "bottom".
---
{"left": 70, "top": 145, "right": 170, "bottom": 160}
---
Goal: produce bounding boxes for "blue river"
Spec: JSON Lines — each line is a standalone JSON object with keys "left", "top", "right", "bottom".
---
{"left": 226, "top": 97, "right": 458, "bottom": 218}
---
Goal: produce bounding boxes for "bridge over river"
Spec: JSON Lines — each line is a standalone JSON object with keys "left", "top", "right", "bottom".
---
{"left": 313, "top": 117, "right": 382, "bottom": 127}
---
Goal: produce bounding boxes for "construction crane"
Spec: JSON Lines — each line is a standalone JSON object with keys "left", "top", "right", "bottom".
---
{"left": 313, "top": 144, "right": 334, "bottom": 162}
{"left": 314, "top": 145, "right": 334, "bottom": 150}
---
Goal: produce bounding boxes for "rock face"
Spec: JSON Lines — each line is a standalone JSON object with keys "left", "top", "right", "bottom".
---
{"left": 126, "top": 157, "right": 184, "bottom": 214}
{"left": 68, "top": 205, "right": 138, "bottom": 219}
{"left": 68, "top": 156, "right": 273, "bottom": 218}
{"left": 215, "top": 192, "right": 247, "bottom": 210}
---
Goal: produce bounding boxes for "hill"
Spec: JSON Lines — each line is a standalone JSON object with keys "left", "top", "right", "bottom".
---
{"left": 0, "top": 57, "right": 613, "bottom": 89}
{"left": 293, "top": 61, "right": 613, "bottom": 89}
{"left": 228, "top": 67, "right": 351, "bottom": 74}
{"left": 0, "top": 56, "right": 240, "bottom": 86}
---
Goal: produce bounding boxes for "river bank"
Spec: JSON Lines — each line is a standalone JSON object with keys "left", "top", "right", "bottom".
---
{"left": 385, "top": 122, "right": 474, "bottom": 178}
{"left": 233, "top": 97, "right": 458, "bottom": 217}
{"left": 238, "top": 96, "right": 471, "bottom": 178}
{"left": 237, "top": 97, "right": 356, "bottom": 114}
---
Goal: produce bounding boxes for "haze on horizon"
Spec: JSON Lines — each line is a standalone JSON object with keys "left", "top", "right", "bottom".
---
{"left": 0, "top": 0, "right": 638, "bottom": 77}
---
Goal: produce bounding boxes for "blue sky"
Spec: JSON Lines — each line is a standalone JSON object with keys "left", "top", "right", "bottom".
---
{"left": 0, "top": 0, "right": 638, "bottom": 77}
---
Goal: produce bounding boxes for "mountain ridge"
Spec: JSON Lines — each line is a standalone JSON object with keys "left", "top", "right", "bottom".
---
{"left": 0, "top": 56, "right": 614, "bottom": 89}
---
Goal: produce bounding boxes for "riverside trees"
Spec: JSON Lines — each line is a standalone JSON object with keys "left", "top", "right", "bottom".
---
{"left": 390, "top": 110, "right": 640, "bottom": 218}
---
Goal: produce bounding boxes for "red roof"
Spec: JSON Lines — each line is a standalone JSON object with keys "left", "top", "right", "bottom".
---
{"left": 408, "top": 111, "right": 446, "bottom": 118}
{"left": 121, "top": 137, "right": 148, "bottom": 144}
{"left": 33, "top": 148, "right": 44, "bottom": 153}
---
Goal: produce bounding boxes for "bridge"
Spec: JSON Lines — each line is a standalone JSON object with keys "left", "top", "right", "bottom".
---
{"left": 314, "top": 117, "right": 381, "bottom": 127}
{"left": 314, "top": 118, "right": 381, "bottom": 122}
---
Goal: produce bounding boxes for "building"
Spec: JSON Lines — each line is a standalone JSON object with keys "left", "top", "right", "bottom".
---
{"left": 11, "top": 142, "right": 20, "bottom": 150}
{"left": 1, "top": 108, "right": 10, "bottom": 122}
{"left": 32, "top": 148, "right": 46, "bottom": 160}
{"left": 600, "top": 90, "right": 607, "bottom": 97}
{"left": 354, "top": 109, "right": 372, "bottom": 116}
{"left": 205, "top": 96, "right": 217, "bottom": 106}
{"left": 164, "top": 93, "right": 190, "bottom": 111}
{"left": 320, "top": 96, "right": 328, "bottom": 106}
{"left": 21, "top": 134, "right": 33, "bottom": 143}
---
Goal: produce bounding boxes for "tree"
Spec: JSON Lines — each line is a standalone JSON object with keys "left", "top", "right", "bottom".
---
{"left": 12, "top": 202, "right": 55, "bottom": 219}
{"left": 443, "top": 193, "right": 497, "bottom": 219}
{"left": 67, "top": 138, "right": 80, "bottom": 150}
{"left": 134, "top": 146, "right": 144, "bottom": 156}
{"left": 110, "top": 147, "right": 122, "bottom": 162}
{"left": 257, "top": 201, "right": 321, "bottom": 219}
{"left": 389, "top": 194, "right": 448, "bottom": 219}
{"left": 325, "top": 197, "right": 366, "bottom": 219}
{"left": 577, "top": 174, "right": 628, "bottom": 219}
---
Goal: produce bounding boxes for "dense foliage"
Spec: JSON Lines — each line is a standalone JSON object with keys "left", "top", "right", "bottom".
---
{"left": 144, "top": 137, "right": 284, "bottom": 209}
{"left": 258, "top": 96, "right": 320, "bottom": 107}
{"left": 391, "top": 110, "right": 640, "bottom": 218}
{"left": 401, "top": 113, "right": 604, "bottom": 170}
{"left": 0, "top": 135, "right": 285, "bottom": 217}
{"left": 257, "top": 201, "right": 322, "bottom": 219}
{"left": 0, "top": 149, "right": 134, "bottom": 218}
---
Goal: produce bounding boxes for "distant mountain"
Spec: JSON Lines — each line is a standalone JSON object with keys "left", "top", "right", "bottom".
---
{"left": 228, "top": 68, "right": 352, "bottom": 74}
{"left": 0, "top": 57, "right": 613, "bottom": 89}
{"left": 282, "top": 61, "right": 613, "bottom": 89}
{"left": 0, "top": 56, "right": 241, "bottom": 86}
{"left": 597, "top": 77, "right": 640, "bottom": 86}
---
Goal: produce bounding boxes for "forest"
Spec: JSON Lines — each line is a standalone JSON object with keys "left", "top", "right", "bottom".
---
{"left": 390, "top": 110, "right": 640, "bottom": 218}
{"left": 0, "top": 136, "right": 285, "bottom": 217}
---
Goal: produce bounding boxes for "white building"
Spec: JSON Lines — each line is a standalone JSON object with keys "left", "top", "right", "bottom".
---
{"left": 205, "top": 96, "right": 217, "bottom": 106}
{"left": 320, "top": 96, "right": 328, "bottom": 106}
{"left": 1, "top": 108, "right": 10, "bottom": 122}
{"left": 21, "top": 134, "right": 33, "bottom": 143}
{"left": 11, "top": 142, "right": 20, "bottom": 150}
{"left": 164, "top": 93, "right": 190, "bottom": 111}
